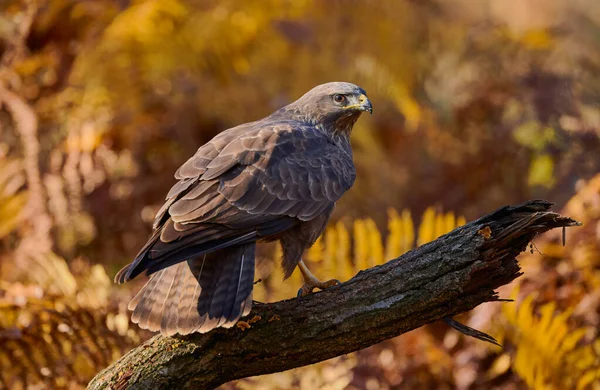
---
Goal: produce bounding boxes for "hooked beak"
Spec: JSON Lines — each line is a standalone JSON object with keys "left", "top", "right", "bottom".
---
{"left": 358, "top": 94, "right": 373, "bottom": 114}
{"left": 346, "top": 93, "right": 373, "bottom": 114}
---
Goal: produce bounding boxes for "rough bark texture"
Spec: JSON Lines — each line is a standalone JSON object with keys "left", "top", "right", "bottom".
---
{"left": 88, "top": 200, "right": 579, "bottom": 390}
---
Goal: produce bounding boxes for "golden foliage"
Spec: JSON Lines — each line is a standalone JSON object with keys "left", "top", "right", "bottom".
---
{"left": 497, "top": 287, "right": 600, "bottom": 390}
{"left": 0, "top": 301, "right": 138, "bottom": 389}
{"left": 0, "top": 260, "right": 141, "bottom": 389}
{"left": 385, "top": 208, "right": 414, "bottom": 261}
{"left": 472, "top": 174, "right": 600, "bottom": 390}
{"left": 236, "top": 355, "right": 357, "bottom": 390}
{"left": 0, "top": 151, "right": 27, "bottom": 239}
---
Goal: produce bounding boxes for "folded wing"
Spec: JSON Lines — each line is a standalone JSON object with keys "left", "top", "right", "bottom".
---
{"left": 115, "top": 121, "right": 355, "bottom": 283}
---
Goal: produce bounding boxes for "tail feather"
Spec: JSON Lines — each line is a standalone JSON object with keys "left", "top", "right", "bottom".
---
{"left": 210, "top": 250, "right": 248, "bottom": 327}
{"left": 130, "top": 268, "right": 164, "bottom": 324}
{"left": 222, "top": 250, "right": 255, "bottom": 327}
{"left": 175, "top": 255, "right": 205, "bottom": 334}
{"left": 138, "top": 270, "right": 168, "bottom": 332}
{"left": 128, "top": 244, "right": 255, "bottom": 336}
{"left": 160, "top": 262, "right": 186, "bottom": 332}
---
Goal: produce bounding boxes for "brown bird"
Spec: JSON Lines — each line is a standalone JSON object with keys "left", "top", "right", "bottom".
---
{"left": 115, "top": 82, "right": 372, "bottom": 336}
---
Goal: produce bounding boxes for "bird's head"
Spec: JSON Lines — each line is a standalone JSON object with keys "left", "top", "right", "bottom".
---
{"left": 285, "top": 82, "right": 372, "bottom": 135}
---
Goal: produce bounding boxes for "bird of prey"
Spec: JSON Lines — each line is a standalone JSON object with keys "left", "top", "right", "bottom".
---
{"left": 115, "top": 82, "right": 372, "bottom": 336}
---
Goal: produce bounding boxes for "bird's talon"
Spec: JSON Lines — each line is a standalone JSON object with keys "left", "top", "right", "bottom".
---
{"left": 297, "top": 278, "right": 340, "bottom": 298}
{"left": 324, "top": 279, "right": 341, "bottom": 288}
{"left": 297, "top": 285, "right": 314, "bottom": 298}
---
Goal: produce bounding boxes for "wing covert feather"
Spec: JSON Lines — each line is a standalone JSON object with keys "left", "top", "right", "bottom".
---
{"left": 215, "top": 124, "right": 356, "bottom": 221}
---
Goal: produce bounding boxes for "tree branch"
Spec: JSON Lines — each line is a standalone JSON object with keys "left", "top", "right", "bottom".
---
{"left": 88, "top": 200, "right": 580, "bottom": 390}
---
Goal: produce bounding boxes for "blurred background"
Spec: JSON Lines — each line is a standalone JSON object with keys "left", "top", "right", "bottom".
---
{"left": 1, "top": 0, "right": 599, "bottom": 389}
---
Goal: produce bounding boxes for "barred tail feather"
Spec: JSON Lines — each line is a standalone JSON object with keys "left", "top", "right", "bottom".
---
{"left": 128, "top": 244, "right": 255, "bottom": 336}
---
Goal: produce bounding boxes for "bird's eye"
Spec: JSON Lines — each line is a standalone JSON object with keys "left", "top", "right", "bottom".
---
{"left": 333, "top": 94, "right": 346, "bottom": 104}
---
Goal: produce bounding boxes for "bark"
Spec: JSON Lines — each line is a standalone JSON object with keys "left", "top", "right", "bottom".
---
{"left": 88, "top": 200, "right": 580, "bottom": 390}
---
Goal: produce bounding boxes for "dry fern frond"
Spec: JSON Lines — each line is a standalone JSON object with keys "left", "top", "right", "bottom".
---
{"left": 0, "top": 152, "right": 27, "bottom": 239}
{"left": 498, "top": 287, "right": 600, "bottom": 390}
{"left": 0, "top": 302, "right": 139, "bottom": 389}
{"left": 0, "top": 257, "right": 141, "bottom": 389}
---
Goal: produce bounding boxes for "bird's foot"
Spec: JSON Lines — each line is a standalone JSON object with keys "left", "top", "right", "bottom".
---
{"left": 297, "top": 277, "right": 341, "bottom": 297}
{"left": 296, "top": 259, "right": 341, "bottom": 297}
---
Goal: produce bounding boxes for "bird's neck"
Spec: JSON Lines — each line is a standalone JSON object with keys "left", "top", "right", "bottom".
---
{"left": 314, "top": 114, "right": 359, "bottom": 150}
{"left": 287, "top": 109, "right": 359, "bottom": 132}
{"left": 331, "top": 113, "right": 360, "bottom": 136}
{"left": 271, "top": 107, "right": 357, "bottom": 147}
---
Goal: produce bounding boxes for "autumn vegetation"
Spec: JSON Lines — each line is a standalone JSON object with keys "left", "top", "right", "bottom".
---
{"left": 1, "top": 1, "right": 599, "bottom": 389}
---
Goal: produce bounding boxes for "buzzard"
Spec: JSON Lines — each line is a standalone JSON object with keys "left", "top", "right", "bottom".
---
{"left": 116, "top": 82, "right": 372, "bottom": 336}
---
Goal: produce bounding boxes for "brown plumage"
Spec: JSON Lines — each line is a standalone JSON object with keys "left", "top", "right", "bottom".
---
{"left": 115, "top": 82, "right": 372, "bottom": 336}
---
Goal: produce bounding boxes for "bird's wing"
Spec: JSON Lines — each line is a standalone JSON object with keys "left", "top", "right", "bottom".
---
{"left": 116, "top": 121, "right": 355, "bottom": 282}
{"left": 165, "top": 121, "right": 355, "bottom": 224}
{"left": 216, "top": 123, "right": 356, "bottom": 221}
